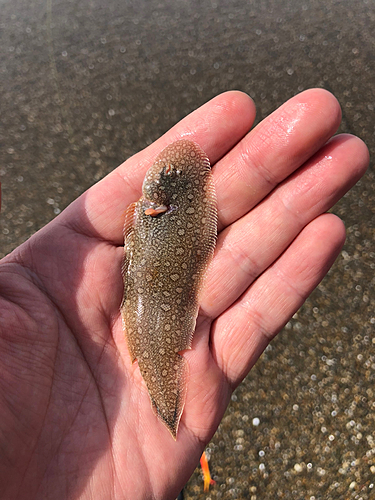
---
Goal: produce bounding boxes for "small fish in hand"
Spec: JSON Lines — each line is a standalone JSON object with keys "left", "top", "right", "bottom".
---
{"left": 121, "top": 139, "right": 217, "bottom": 438}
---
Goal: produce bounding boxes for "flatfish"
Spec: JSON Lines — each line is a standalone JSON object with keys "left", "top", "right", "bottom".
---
{"left": 121, "top": 139, "right": 217, "bottom": 438}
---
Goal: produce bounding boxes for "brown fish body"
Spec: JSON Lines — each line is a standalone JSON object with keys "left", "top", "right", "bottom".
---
{"left": 121, "top": 140, "right": 217, "bottom": 437}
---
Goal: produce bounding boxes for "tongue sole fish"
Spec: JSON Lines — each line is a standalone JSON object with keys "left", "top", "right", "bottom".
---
{"left": 121, "top": 139, "right": 217, "bottom": 438}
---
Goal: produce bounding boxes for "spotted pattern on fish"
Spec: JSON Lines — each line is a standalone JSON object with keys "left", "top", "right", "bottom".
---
{"left": 121, "top": 140, "right": 217, "bottom": 438}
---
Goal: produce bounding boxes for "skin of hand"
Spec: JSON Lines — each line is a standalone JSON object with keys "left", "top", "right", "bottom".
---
{"left": 0, "top": 90, "right": 369, "bottom": 500}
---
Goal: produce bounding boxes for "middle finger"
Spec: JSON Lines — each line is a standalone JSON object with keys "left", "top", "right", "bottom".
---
{"left": 213, "top": 88, "right": 342, "bottom": 231}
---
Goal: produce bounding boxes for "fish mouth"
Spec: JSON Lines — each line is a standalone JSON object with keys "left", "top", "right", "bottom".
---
{"left": 143, "top": 201, "right": 178, "bottom": 217}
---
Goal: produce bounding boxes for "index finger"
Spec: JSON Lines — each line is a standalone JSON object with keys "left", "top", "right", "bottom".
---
{"left": 61, "top": 91, "right": 256, "bottom": 242}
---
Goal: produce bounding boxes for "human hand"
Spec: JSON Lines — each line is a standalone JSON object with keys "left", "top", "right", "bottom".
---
{"left": 0, "top": 90, "right": 368, "bottom": 499}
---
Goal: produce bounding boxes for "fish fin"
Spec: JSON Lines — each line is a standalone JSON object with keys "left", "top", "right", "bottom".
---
{"left": 121, "top": 202, "right": 137, "bottom": 300}
{"left": 123, "top": 201, "right": 137, "bottom": 248}
{"left": 120, "top": 306, "right": 137, "bottom": 364}
{"left": 148, "top": 353, "right": 188, "bottom": 439}
{"left": 121, "top": 202, "right": 138, "bottom": 364}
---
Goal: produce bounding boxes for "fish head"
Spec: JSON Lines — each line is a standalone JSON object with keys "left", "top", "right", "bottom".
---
{"left": 142, "top": 139, "right": 210, "bottom": 209}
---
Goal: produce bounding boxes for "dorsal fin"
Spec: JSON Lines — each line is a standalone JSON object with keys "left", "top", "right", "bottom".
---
{"left": 121, "top": 202, "right": 137, "bottom": 308}
{"left": 123, "top": 201, "right": 137, "bottom": 243}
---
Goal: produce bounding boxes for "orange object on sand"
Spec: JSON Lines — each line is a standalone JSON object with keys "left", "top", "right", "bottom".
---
{"left": 200, "top": 451, "right": 215, "bottom": 492}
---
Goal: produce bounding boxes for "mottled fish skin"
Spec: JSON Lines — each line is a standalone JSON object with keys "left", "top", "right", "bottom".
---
{"left": 121, "top": 140, "right": 217, "bottom": 438}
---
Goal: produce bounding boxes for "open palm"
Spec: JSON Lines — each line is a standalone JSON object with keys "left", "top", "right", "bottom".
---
{"left": 0, "top": 90, "right": 368, "bottom": 500}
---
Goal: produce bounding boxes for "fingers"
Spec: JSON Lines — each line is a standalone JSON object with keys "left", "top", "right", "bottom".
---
{"left": 211, "top": 213, "right": 346, "bottom": 388}
{"left": 65, "top": 89, "right": 342, "bottom": 247}
{"left": 64, "top": 91, "right": 256, "bottom": 242}
{"left": 200, "top": 134, "right": 369, "bottom": 319}
{"left": 214, "top": 88, "right": 342, "bottom": 230}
